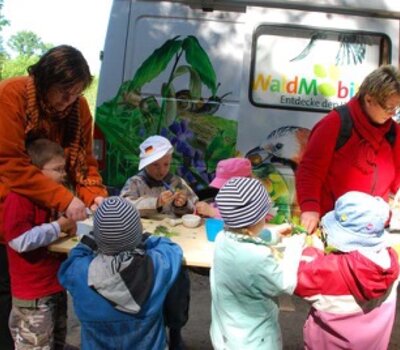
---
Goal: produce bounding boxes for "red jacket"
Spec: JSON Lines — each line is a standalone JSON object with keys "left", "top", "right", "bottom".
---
{"left": 4, "top": 192, "right": 65, "bottom": 299}
{"left": 296, "top": 97, "right": 400, "bottom": 216}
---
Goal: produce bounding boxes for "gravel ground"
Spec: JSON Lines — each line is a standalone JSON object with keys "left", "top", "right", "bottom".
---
{"left": 67, "top": 271, "right": 400, "bottom": 349}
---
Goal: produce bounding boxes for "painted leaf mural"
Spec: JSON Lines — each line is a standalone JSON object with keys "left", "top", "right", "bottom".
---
{"left": 96, "top": 35, "right": 237, "bottom": 191}
{"left": 183, "top": 36, "right": 218, "bottom": 96}
{"left": 128, "top": 36, "right": 183, "bottom": 92}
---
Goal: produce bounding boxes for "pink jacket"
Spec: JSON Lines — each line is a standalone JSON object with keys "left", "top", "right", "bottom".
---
{"left": 295, "top": 246, "right": 399, "bottom": 350}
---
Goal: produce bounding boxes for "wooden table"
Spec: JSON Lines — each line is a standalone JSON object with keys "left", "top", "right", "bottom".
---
{"left": 49, "top": 215, "right": 215, "bottom": 268}
{"left": 49, "top": 215, "right": 400, "bottom": 268}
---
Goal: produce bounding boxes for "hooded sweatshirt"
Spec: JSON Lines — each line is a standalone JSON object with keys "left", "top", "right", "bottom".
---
{"left": 295, "top": 246, "right": 399, "bottom": 350}
{"left": 58, "top": 235, "right": 182, "bottom": 350}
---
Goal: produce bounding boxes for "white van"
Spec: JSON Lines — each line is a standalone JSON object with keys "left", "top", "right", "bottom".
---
{"left": 95, "top": 0, "right": 400, "bottom": 222}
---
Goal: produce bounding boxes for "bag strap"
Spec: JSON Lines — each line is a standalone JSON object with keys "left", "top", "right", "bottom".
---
{"left": 335, "top": 104, "right": 396, "bottom": 150}
{"left": 386, "top": 122, "right": 396, "bottom": 145}
{"left": 335, "top": 104, "right": 353, "bottom": 151}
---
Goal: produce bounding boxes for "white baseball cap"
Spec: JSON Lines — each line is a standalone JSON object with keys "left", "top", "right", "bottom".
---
{"left": 138, "top": 135, "right": 173, "bottom": 170}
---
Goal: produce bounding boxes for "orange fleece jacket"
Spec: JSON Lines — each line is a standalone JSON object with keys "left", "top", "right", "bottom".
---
{"left": 0, "top": 76, "right": 107, "bottom": 242}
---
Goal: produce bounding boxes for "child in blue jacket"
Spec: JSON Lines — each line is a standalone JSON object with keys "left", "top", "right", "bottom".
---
{"left": 58, "top": 196, "right": 183, "bottom": 350}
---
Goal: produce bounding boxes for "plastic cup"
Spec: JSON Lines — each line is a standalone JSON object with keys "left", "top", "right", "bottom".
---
{"left": 205, "top": 218, "right": 224, "bottom": 242}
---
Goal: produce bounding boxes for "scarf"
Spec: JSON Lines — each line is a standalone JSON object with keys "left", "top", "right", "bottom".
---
{"left": 349, "top": 97, "right": 392, "bottom": 174}
{"left": 24, "top": 77, "right": 97, "bottom": 186}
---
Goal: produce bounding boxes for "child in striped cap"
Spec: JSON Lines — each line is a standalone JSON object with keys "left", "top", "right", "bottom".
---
{"left": 58, "top": 196, "right": 183, "bottom": 349}
{"left": 210, "top": 177, "right": 306, "bottom": 350}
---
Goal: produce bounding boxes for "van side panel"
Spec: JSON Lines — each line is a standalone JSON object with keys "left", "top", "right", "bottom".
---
{"left": 97, "top": 0, "right": 400, "bottom": 221}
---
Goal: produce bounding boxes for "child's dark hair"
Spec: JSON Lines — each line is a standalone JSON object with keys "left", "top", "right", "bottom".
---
{"left": 26, "top": 138, "right": 65, "bottom": 169}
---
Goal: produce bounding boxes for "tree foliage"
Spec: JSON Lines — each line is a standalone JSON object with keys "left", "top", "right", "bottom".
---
{"left": 8, "top": 31, "right": 49, "bottom": 57}
{"left": 2, "top": 55, "right": 38, "bottom": 79}
{"left": 0, "top": 0, "right": 10, "bottom": 78}
{"left": 0, "top": 2, "right": 98, "bottom": 114}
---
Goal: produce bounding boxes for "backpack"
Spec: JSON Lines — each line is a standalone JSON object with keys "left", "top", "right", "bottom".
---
{"left": 334, "top": 104, "right": 397, "bottom": 150}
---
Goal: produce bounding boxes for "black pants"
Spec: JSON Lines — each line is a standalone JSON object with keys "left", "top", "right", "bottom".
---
{"left": 0, "top": 244, "right": 14, "bottom": 349}
{"left": 164, "top": 266, "right": 190, "bottom": 329}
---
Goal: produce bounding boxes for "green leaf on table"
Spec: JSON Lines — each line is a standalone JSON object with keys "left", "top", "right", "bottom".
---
{"left": 153, "top": 225, "right": 178, "bottom": 238}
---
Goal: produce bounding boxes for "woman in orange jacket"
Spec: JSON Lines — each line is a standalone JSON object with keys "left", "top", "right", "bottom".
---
{"left": 0, "top": 45, "right": 107, "bottom": 349}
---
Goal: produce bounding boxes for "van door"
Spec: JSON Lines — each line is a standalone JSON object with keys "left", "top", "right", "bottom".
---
{"left": 96, "top": 0, "right": 247, "bottom": 191}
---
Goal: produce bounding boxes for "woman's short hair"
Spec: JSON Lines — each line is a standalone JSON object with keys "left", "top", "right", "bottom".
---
{"left": 26, "top": 138, "right": 65, "bottom": 169}
{"left": 358, "top": 65, "right": 400, "bottom": 105}
{"left": 28, "top": 45, "right": 93, "bottom": 97}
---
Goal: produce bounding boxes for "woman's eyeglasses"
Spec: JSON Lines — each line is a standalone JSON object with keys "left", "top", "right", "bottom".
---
{"left": 378, "top": 101, "right": 400, "bottom": 115}
{"left": 52, "top": 85, "right": 83, "bottom": 101}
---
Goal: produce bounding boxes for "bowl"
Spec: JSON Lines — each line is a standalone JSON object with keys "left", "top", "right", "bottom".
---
{"left": 182, "top": 214, "right": 201, "bottom": 228}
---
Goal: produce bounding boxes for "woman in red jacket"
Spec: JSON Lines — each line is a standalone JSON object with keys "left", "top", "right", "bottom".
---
{"left": 0, "top": 45, "right": 107, "bottom": 349}
{"left": 296, "top": 65, "right": 400, "bottom": 234}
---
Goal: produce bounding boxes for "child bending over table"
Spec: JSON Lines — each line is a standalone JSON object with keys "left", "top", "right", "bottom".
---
{"left": 121, "top": 135, "right": 198, "bottom": 218}
{"left": 210, "top": 177, "right": 306, "bottom": 349}
{"left": 120, "top": 134, "right": 197, "bottom": 349}
{"left": 295, "top": 191, "right": 400, "bottom": 350}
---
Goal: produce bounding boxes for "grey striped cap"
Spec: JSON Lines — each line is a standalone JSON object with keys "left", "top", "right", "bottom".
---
{"left": 93, "top": 196, "right": 143, "bottom": 255}
{"left": 216, "top": 177, "right": 271, "bottom": 228}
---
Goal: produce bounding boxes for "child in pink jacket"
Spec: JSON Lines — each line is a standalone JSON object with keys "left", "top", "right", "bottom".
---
{"left": 295, "top": 191, "right": 399, "bottom": 350}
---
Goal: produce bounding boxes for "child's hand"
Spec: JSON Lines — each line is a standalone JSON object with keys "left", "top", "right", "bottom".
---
{"left": 173, "top": 190, "right": 188, "bottom": 207}
{"left": 195, "top": 201, "right": 216, "bottom": 217}
{"left": 90, "top": 196, "right": 105, "bottom": 211}
{"left": 275, "top": 223, "right": 292, "bottom": 236}
{"left": 158, "top": 190, "right": 175, "bottom": 207}
{"left": 57, "top": 216, "right": 77, "bottom": 236}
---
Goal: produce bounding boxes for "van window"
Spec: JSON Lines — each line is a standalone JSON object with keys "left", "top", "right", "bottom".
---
{"left": 249, "top": 25, "right": 391, "bottom": 111}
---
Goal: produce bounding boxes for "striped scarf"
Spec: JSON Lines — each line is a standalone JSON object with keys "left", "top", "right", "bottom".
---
{"left": 24, "top": 77, "right": 97, "bottom": 186}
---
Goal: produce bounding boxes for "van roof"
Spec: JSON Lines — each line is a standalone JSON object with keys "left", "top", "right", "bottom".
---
{"left": 145, "top": 0, "right": 400, "bottom": 18}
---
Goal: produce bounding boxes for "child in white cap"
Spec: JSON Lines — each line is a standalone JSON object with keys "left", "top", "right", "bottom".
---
{"left": 210, "top": 177, "right": 306, "bottom": 349}
{"left": 295, "top": 191, "right": 399, "bottom": 350}
{"left": 121, "top": 135, "right": 198, "bottom": 217}
{"left": 120, "top": 135, "right": 195, "bottom": 349}
{"left": 58, "top": 196, "right": 183, "bottom": 350}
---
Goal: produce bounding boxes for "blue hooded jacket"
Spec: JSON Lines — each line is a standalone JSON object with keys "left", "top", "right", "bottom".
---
{"left": 58, "top": 235, "right": 182, "bottom": 350}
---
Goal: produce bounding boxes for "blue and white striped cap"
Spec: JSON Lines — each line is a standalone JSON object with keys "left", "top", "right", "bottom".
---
{"left": 215, "top": 177, "right": 271, "bottom": 228}
{"left": 93, "top": 196, "right": 143, "bottom": 255}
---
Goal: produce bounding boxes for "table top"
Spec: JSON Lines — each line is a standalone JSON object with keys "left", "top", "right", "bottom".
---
{"left": 48, "top": 215, "right": 400, "bottom": 268}
{"left": 48, "top": 214, "right": 216, "bottom": 268}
